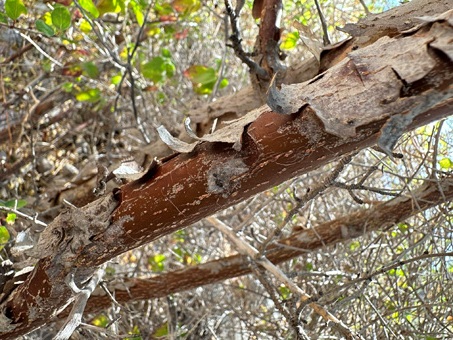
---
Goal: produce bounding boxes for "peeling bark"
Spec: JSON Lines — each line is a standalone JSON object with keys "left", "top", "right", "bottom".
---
{"left": 188, "top": 0, "right": 453, "bottom": 126}
{"left": 77, "top": 175, "right": 453, "bottom": 315}
{"left": 1, "top": 2, "right": 452, "bottom": 338}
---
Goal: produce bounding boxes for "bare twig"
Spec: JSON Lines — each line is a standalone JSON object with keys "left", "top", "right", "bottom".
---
{"left": 313, "top": 0, "right": 331, "bottom": 45}
{"left": 258, "top": 154, "right": 355, "bottom": 255}
{"left": 207, "top": 216, "right": 364, "bottom": 340}
{"left": 358, "top": 0, "right": 371, "bottom": 15}
{"left": 18, "top": 33, "right": 63, "bottom": 67}
{"left": 0, "top": 205, "right": 47, "bottom": 228}
{"left": 251, "top": 262, "right": 310, "bottom": 339}
{"left": 224, "top": 0, "right": 268, "bottom": 78}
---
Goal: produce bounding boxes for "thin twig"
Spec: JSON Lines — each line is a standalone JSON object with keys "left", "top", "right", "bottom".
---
{"left": 224, "top": 0, "right": 267, "bottom": 77}
{"left": 258, "top": 154, "right": 355, "bottom": 256}
{"left": 18, "top": 33, "right": 63, "bottom": 67}
{"left": 430, "top": 120, "right": 445, "bottom": 179}
{"left": 207, "top": 216, "right": 364, "bottom": 340}
{"left": 358, "top": 0, "right": 371, "bottom": 15}
{"left": 0, "top": 205, "right": 47, "bottom": 228}
{"left": 313, "top": 0, "right": 331, "bottom": 45}
{"left": 251, "top": 262, "right": 310, "bottom": 339}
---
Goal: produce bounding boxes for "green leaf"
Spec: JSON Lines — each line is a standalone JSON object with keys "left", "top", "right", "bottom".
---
{"left": 161, "top": 48, "right": 171, "bottom": 58}
{"left": 36, "top": 19, "right": 55, "bottom": 37}
{"left": 79, "top": 0, "right": 99, "bottom": 18}
{"left": 148, "top": 253, "right": 166, "bottom": 272}
{"left": 62, "top": 82, "right": 74, "bottom": 92}
{"left": 105, "top": 266, "right": 116, "bottom": 276}
{"left": 152, "top": 322, "right": 169, "bottom": 337}
{"left": 278, "top": 285, "right": 291, "bottom": 300}
{"left": 76, "top": 88, "right": 101, "bottom": 102}
{"left": 184, "top": 65, "right": 219, "bottom": 95}
{"left": 0, "top": 226, "right": 10, "bottom": 251}
{"left": 97, "top": 0, "right": 123, "bottom": 15}
{"left": 0, "top": 199, "right": 27, "bottom": 209}
{"left": 154, "top": 2, "right": 173, "bottom": 16}
{"left": 5, "top": 0, "right": 27, "bottom": 20}
{"left": 5, "top": 213, "right": 17, "bottom": 224}
{"left": 82, "top": 62, "right": 99, "bottom": 79}
{"left": 79, "top": 18, "right": 92, "bottom": 32}
{"left": 125, "top": 325, "right": 142, "bottom": 340}
{"left": 185, "top": 65, "right": 216, "bottom": 84}
{"left": 142, "top": 56, "right": 175, "bottom": 83}
{"left": 91, "top": 314, "right": 109, "bottom": 328}
{"left": 0, "top": 12, "right": 9, "bottom": 23}
{"left": 280, "top": 31, "right": 300, "bottom": 50}
{"left": 219, "top": 78, "right": 229, "bottom": 89}
{"left": 51, "top": 6, "right": 71, "bottom": 31}
{"left": 111, "top": 74, "right": 122, "bottom": 85}
{"left": 397, "top": 223, "right": 408, "bottom": 233}
{"left": 172, "top": 0, "right": 200, "bottom": 14}
{"left": 130, "top": 0, "right": 144, "bottom": 26}
{"left": 349, "top": 240, "right": 360, "bottom": 251}
{"left": 439, "top": 157, "right": 453, "bottom": 169}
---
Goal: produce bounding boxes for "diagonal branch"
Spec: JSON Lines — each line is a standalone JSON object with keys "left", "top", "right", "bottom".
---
{"left": 80, "top": 175, "right": 453, "bottom": 315}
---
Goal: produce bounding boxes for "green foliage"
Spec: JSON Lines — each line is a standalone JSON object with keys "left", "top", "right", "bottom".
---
{"left": 91, "top": 314, "right": 109, "bottom": 328}
{"left": 0, "top": 12, "right": 8, "bottom": 23}
{"left": 104, "top": 266, "right": 116, "bottom": 276}
{"left": 0, "top": 199, "right": 27, "bottom": 209}
{"left": 172, "top": 246, "right": 201, "bottom": 265}
{"left": 349, "top": 240, "right": 360, "bottom": 251}
{"left": 75, "top": 88, "right": 101, "bottom": 102}
{"left": 4, "top": 0, "right": 27, "bottom": 20}
{"left": 129, "top": 0, "right": 145, "bottom": 26}
{"left": 62, "top": 82, "right": 74, "bottom": 92}
{"left": 79, "top": 0, "right": 100, "bottom": 18}
{"left": 439, "top": 157, "right": 453, "bottom": 169}
{"left": 184, "top": 65, "right": 228, "bottom": 95}
{"left": 35, "top": 19, "right": 55, "bottom": 37}
{"left": 172, "top": 0, "right": 200, "bottom": 14}
{"left": 5, "top": 213, "right": 17, "bottom": 224}
{"left": 280, "top": 31, "right": 300, "bottom": 50}
{"left": 82, "top": 62, "right": 100, "bottom": 79}
{"left": 173, "top": 229, "right": 186, "bottom": 243}
{"left": 0, "top": 226, "right": 10, "bottom": 251}
{"left": 96, "top": 0, "right": 123, "bottom": 16}
{"left": 397, "top": 223, "right": 408, "bottom": 233}
{"left": 148, "top": 253, "right": 166, "bottom": 272}
{"left": 152, "top": 322, "right": 169, "bottom": 337}
{"left": 125, "top": 325, "right": 142, "bottom": 340}
{"left": 278, "top": 285, "right": 291, "bottom": 300}
{"left": 142, "top": 51, "right": 176, "bottom": 84}
{"left": 51, "top": 6, "right": 71, "bottom": 31}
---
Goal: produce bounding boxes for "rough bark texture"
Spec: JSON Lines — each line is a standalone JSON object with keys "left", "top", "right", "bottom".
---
{"left": 78, "top": 175, "right": 453, "bottom": 314}
{"left": 188, "top": 0, "right": 453, "bottom": 125}
{"left": 0, "top": 1, "right": 452, "bottom": 338}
